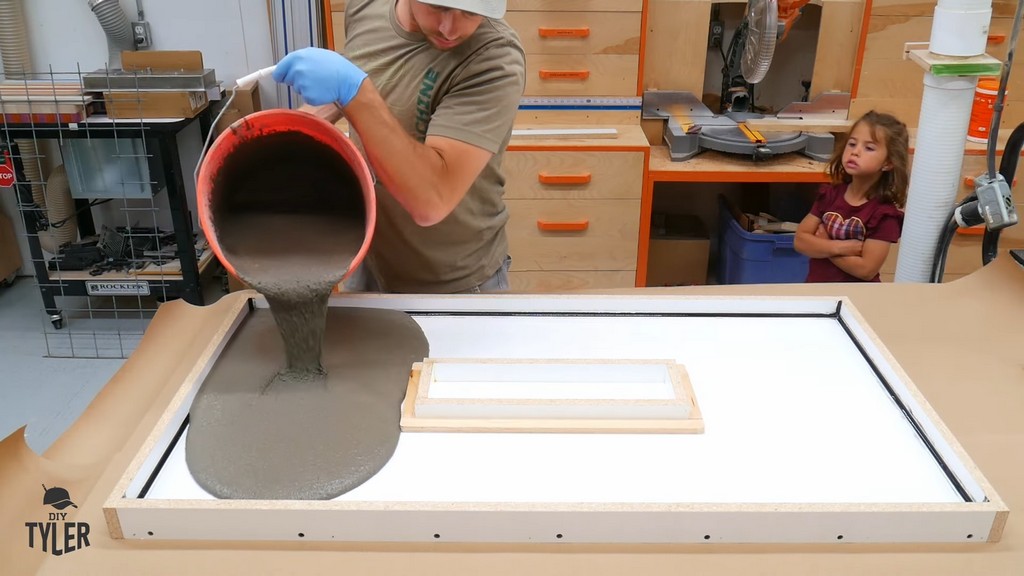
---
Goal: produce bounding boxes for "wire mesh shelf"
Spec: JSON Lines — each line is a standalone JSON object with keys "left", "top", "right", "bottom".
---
{"left": 1, "top": 66, "right": 220, "bottom": 358}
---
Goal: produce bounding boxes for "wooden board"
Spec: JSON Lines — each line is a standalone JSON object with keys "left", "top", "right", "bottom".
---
{"left": 121, "top": 51, "right": 204, "bottom": 72}
{"left": 648, "top": 147, "right": 830, "bottom": 181}
{"left": 503, "top": 150, "right": 645, "bottom": 200}
{"left": 104, "top": 91, "right": 208, "bottom": 120}
{"left": 643, "top": 0, "right": 711, "bottom": 93}
{"left": 511, "top": 127, "right": 620, "bottom": 139}
{"left": 505, "top": 198, "right": 641, "bottom": 271}
{"left": 507, "top": 11, "right": 641, "bottom": 55}
{"left": 401, "top": 358, "right": 703, "bottom": 433}
{"left": 508, "top": 123, "right": 649, "bottom": 148}
{"left": 508, "top": 269, "right": 637, "bottom": 291}
{"left": 743, "top": 117, "right": 854, "bottom": 132}
{"left": 854, "top": 15, "right": 1022, "bottom": 127}
{"left": 525, "top": 54, "right": 638, "bottom": 96}
{"left": 810, "top": 0, "right": 864, "bottom": 98}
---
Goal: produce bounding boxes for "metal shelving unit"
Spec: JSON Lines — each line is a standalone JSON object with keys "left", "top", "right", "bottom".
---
{"left": 1, "top": 70, "right": 217, "bottom": 356}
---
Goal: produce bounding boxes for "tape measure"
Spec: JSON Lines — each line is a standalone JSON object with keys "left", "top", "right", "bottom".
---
{"left": 519, "top": 96, "right": 642, "bottom": 111}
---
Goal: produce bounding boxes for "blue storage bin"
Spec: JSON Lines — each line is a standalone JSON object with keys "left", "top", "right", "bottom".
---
{"left": 718, "top": 196, "right": 809, "bottom": 284}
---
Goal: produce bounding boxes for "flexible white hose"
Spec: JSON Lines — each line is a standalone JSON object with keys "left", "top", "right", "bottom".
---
{"left": 36, "top": 165, "right": 78, "bottom": 254}
{"left": 0, "top": 0, "right": 79, "bottom": 255}
{"left": 0, "top": 0, "right": 44, "bottom": 208}
{"left": 895, "top": 74, "right": 977, "bottom": 283}
{"left": 88, "top": 0, "right": 135, "bottom": 68}
{"left": 0, "top": 0, "right": 30, "bottom": 79}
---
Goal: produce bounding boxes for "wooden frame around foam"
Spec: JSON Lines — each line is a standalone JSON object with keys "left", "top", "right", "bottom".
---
{"left": 101, "top": 292, "right": 1008, "bottom": 544}
{"left": 401, "top": 358, "right": 704, "bottom": 433}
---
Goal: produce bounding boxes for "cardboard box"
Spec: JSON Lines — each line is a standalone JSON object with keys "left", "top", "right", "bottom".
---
{"left": 213, "top": 83, "right": 263, "bottom": 135}
{"left": 647, "top": 213, "right": 710, "bottom": 287}
{"left": 104, "top": 50, "right": 211, "bottom": 119}
{"left": 0, "top": 210, "right": 23, "bottom": 281}
{"left": 105, "top": 90, "right": 208, "bottom": 120}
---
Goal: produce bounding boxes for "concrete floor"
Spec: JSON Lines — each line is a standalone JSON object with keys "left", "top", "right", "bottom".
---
{"left": 0, "top": 278, "right": 124, "bottom": 454}
{"left": 0, "top": 275, "right": 226, "bottom": 454}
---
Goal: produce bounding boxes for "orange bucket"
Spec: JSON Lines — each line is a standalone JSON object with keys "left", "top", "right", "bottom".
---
{"left": 195, "top": 109, "right": 375, "bottom": 287}
{"left": 967, "top": 78, "right": 1003, "bottom": 144}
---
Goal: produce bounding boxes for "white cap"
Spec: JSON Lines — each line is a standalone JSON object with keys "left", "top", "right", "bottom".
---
{"left": 419, "top": 0, "right": 506, "bottom": 19}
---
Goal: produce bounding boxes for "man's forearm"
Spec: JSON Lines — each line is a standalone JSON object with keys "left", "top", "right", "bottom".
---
{"left": 344, "top": 81, "right": 455, "bottom": 226}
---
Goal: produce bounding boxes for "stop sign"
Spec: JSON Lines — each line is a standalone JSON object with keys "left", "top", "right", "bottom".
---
{"left": 0, "top": 164, "right": 14, "bottom": 188}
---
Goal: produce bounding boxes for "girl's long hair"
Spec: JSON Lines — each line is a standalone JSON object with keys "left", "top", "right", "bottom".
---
{"left": 826, "top": 110, "right": 910, "bottom": 208}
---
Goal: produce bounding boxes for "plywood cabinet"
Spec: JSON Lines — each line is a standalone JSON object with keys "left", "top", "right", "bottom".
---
{"left": 501, "top": 147, "right": 645, "bottom": 290}
{"left": 853, "top": 0, "right": 1024, "bottom": 130}
{"left": 507, "top": 2, "right": 642, "bottom": 97}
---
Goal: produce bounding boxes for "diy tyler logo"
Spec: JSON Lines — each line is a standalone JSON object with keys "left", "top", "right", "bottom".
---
{"left": 25, "top": 485, "right": 91, "bottom": 556}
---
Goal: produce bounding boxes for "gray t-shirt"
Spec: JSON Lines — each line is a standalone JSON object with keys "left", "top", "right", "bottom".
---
{"left": 344, "top": 0, "right": 526, "bottom": 293}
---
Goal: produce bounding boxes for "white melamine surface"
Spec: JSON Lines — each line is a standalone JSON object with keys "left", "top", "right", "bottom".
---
{"left": 144, "top": 311, "right": 961, "bottom": 505}
{"left": 426, "top": 361, "right": 678, "bottom": 401}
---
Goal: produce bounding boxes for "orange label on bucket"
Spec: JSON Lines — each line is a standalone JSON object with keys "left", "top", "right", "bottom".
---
{"left": 968, "top": 78, "right": 1004, "bottom": 143}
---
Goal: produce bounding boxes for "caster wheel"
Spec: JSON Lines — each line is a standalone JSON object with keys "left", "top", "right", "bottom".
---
{"left": 49, "top": 313, "right": 64, "bottom": 330}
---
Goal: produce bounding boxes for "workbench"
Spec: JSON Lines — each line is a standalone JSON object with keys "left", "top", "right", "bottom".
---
{"left": 3, "top": 254, "right": 1022, "bottom": 574}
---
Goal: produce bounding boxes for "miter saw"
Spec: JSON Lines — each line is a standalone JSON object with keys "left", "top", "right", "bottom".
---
{"left": 643, "top": 0, "right": 843, "bottom": 162}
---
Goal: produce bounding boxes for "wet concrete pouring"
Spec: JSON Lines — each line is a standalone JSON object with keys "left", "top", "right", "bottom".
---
{"left": 187, "top": 131, "right": 428, "bottom": 500}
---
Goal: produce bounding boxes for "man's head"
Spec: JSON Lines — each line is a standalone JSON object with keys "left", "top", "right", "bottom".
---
{"left": 407, "top": 0, "right": 506, "bottom": 50}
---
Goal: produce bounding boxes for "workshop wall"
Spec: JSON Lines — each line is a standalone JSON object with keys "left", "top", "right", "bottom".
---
{"left": 852, "top": 0, "right": 1024, "bottom": 129}
{"left": 21, "top": 0, "right": 275, "bottom": 98}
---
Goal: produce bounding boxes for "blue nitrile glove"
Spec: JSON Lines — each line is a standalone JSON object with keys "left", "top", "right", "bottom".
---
{"left": 272, "top": 47, "right": 368, "bottom": 107}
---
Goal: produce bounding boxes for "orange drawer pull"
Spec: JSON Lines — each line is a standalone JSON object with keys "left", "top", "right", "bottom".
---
{"left": 988, "top": 34, "right": 1007, "bottom": 44}
{"left": 538, "top": 172, "right": 592, "bottom": 185}
{"left": 537, "top": 219, "right": 589, "bottom": 232}
{"left": 539, "top": 69, "right": 590, "bottom": 81}
{"left": 538, "top": 27, "right": 590, "bottom": 38}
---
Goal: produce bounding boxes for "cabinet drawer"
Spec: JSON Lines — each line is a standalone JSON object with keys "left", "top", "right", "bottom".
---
{"left": 509, "top": 270, "right": 636, "bottom": 292}
{"left": 505, "top": 198, "right": 640, "bottom": 271}
{"left": 503, "top": 151, "right": 643, "bottom": 200}
{"left": 506, "top": 12, "right": 641, "bottom": 55}
{"left": 525, "top": 54, "right": 638, "bottom": 96}
{"left": 508, "top": 0, "right": 643, "bottom": 12}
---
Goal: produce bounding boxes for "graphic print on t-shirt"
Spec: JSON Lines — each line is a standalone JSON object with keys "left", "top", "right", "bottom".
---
{"left": 822, "top": 211, "right": 866, "bottom": 241}
{"left": 414, "top": 68, "right": 439, "bottom": 141}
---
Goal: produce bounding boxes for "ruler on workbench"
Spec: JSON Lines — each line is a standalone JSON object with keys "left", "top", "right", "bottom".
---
{"left": 519, "top": 96, "right": 643, "bottom": 111}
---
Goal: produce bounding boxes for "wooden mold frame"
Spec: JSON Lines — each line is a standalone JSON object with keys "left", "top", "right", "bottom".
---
{"left": 102, "top": 293, "right": 1008, "bottom": 545}
{"left": 402, "top": 358, "right": 703, "bottom": 433}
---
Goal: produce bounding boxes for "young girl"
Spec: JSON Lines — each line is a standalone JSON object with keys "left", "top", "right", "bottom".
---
{"left": 794, "top": 110, "right": 909, "bottom": 282}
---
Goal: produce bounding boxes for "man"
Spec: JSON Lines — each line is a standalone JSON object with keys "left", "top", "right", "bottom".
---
{"left": 272, "top": 0, "right": 526, "bottom": 293}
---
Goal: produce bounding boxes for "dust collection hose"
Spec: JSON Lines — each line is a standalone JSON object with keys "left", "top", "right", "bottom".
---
{"left": 88, "top": 0, "right": 135, "bottom": 69}
{"left": 931, "top": 0, "right": 1024, "bottom": 282}
{"left": 932, "top": 123, "right": 1024, "bottom": 282}
{"left": 0, "top": 0, "right": 78, "bottom": 255}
